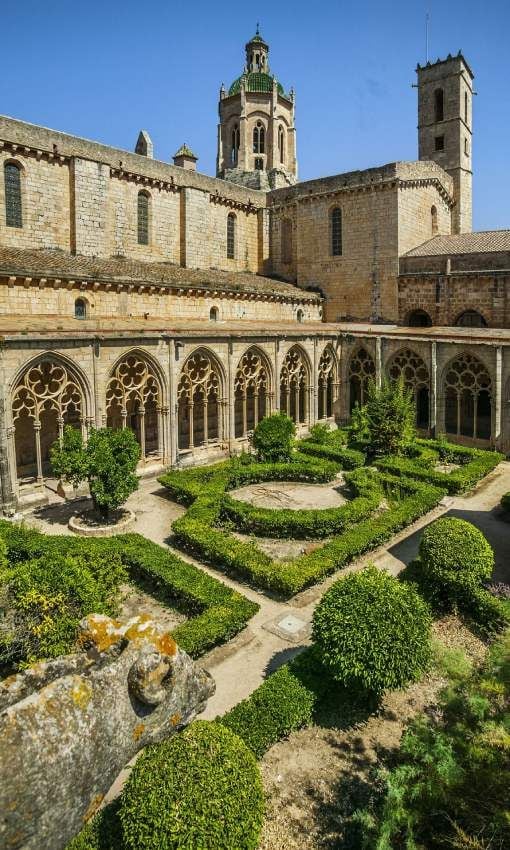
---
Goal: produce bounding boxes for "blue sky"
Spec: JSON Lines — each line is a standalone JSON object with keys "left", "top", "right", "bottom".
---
{"left": 2, "top": 0, "right": 508, "bottom": 230}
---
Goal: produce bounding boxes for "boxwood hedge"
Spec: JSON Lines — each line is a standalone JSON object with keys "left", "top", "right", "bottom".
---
{"left": 374, "top": 438, "right": 503, "bottom": 495}
{"left": 161, "top": 456, "right": 445, "bottom": 597}
{"left": 0, "top": 520, "right": 258, "bottom": 659}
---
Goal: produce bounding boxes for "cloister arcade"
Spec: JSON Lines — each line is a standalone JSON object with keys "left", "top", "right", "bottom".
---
{"left": 3, "top": 333, "right": 506, "bottom": 510}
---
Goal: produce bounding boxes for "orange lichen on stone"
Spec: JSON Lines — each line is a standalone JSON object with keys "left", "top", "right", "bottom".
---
{"left": 79, "top": 615, "right": 123, "bottom": 653}
{"left": 71, "top": 677, "right": 93, "bottom": 710}
{"left": 82, "top": 794, "right": 104, "bottom": 823}
{"left": 132, "top": 722, "right": 145, "bottom": 741}
{"left": 157, "top": 632, "right": 177, "bottom": 657}
{"left": 170, "top": 712, "right": 182, "bottom": 726}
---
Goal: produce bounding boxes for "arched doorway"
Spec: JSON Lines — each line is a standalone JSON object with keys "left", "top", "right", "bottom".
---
{"left": 177, "top": 350, "right": 223, "bottom": 451}
{"left": 234, "top": 348, "right": 271, "bottom": 438}
{"left": 105, "top": 353, "right": 164, "bottom": 463}
{"left": 388, "top": 349, "right": 430, "bottom": 430}
{"left": 280, "top": 346, "right": 310, "bottom": 425}
{"left": 318, "top": 346, "right": 337, "bottom": 419}
{"left": 407, "top": 309, "right": 432, "bottom": 328}
{"left": 348, "top": 348, "right": 375, "bottom": 413}
{"left": 443, "top": 353, "right": 492, "bottom": 440}
{"left": 12, "top": 358, "right": 86, "bottom": 484}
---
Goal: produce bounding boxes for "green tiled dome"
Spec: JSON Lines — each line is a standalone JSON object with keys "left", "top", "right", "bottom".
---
{"left": 228, "top": 72, "right": 284, "bottom": 96}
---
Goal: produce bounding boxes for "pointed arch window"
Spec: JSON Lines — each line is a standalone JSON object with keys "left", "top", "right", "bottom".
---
{"left": 444, "top": 353, "right": 492, "bottom": 440}
{"left": 234, "top": 348, "right": 270, "bottom": 438}
{"left": 278, "top": 125, "right": 285, "bottom": 164}
{"left": 253, "top": 122, "right": 265, "bottom": 154}
{"left": 137, "top": 191, "right": 150, "bottom": 245}
{"left": 331, "top": 207, "right": 342, "bottom": 256}
{"left": 4, "top": 162, "right": 22, "bottom": 228}
{"left": 227, "top": 212, "right": 236, "bottom": 259}
{"left": 231, "top": 124, "right": 240, "bottom": 165}
{"left": 348, "top": 348, "right": 375, "bottom": 412}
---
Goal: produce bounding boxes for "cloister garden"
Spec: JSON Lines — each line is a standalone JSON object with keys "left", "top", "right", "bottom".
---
{"left": 1, "top": 377, "right": 509, "bottom": 850}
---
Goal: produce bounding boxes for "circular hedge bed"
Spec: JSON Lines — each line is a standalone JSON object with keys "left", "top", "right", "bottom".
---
{"left": 312, "top": 565, "right": 432, "bottom": 696}
{"left": 120, "top": 720, "right": 264, "bottom": 850}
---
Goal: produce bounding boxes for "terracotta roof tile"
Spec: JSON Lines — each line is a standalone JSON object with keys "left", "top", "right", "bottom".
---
{"left": 405, "top": 230, "right": 510, "bottom": 257}
{"left": 0, "top": 247, "right": 319, "bottom": 301}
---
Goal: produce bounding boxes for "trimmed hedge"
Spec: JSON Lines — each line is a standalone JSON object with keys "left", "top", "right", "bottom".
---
{"left": 120, "top": 720, "right": 264, "bottom": 850}
{"left": 375, "top": 438, "right": 503, "bottom": 494}
{"left": 501, "top": 492, "right": 510, "bottom": 512}
{"left": 0, "top": 521, "right": 258, "bottom": 659}
{"left": 163, "top": 455, "right": 445, "bottom": 596}
{"left": 297, "top": 440, "right": 366, "bottom": 469}
{"left": 221, "top": 647, "right": 329, "bottom": 758}
{"left": 220, "top": 468, "right": 383, "bottom": 539}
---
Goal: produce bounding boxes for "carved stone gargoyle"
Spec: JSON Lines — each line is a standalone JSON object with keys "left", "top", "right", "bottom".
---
{"left": 0, "top": 613, "right": 215, "bottom": 850}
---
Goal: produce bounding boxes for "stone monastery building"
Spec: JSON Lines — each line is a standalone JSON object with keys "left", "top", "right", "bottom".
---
{"left": 1, "top": 28, "right": 509, "bottom": 512}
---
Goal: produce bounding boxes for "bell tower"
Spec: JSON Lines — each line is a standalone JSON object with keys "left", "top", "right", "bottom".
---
{"left": 417, "top": 52, "right": 474, "bottom": 234}
{"left": 216, "top": 27, "right": 297, "bottom": 189}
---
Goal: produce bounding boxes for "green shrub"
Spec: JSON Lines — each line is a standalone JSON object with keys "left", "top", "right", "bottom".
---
{"left": 364, "top": 629, "right": 510, "bottom": 850}
{"left": 312, "top": 565, "right": 432, "bottom": 696}
{"left": 0, "top": 521, "right": 258, "bottom": 663}
{"left": 419, "top": 517, "right": 494, "bottom": 598}
{"left": 120, "top": 720, "right": 264, "bottom": 850}
{"left": 376, "top": 439, "right": 503, "bottom": 494}
{"left": 252, "top": 412, "right": 295, "bottom": 462}
{"left": 501, "top": 491, "right": 510, "bottom": 512}
{"left": 51, "top": 426, "right": 140, "bottom": 519}
{"left": 297, "top": 440, "right": 366, "bottom": 469}
{"left": 66, "top": 799, "right": 122, "bottom": 850}
{"left": 0, "top": 548, "right": 126, "bottom": 669}
{"left": 350, "top": 377, "right": 416, "bottom": 457}
{"left": 308, "top": 422, "right": 332, "bottom": 444}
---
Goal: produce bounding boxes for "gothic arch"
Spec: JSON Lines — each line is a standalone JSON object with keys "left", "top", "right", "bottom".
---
{"left": 387, "top": 348, "right": 430, "bottom": 429}
{"left": 317, "top": 345, "right": 337, "bottom": 419}
{"left": 105, "top": 349, "right": 167, "bottom": 462}
{"left": 348, "top": 347, "right": 375, "bottom": 412}
{"left": 442, "top": 352, "right": 492, "bottom": 440}
{"left": 11, "top": 352, "right": 91, "bottom": 485}
{"left": 177, "top": 348, "right": 225, "bottom": 451}
{"left": 454, "top": 309, "right": 488, "bottom": 328}
{"left": 234, "top": 346, "right": 273, "bottom": 438}
{"left": 279, "top": 344, "right": 311, "bottom": 425}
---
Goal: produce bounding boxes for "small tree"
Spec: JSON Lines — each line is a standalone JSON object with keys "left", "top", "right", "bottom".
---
{"left": 51, "top": 426, "right": 140, "bottom": 520}
{"left": 312, "top": 565, "right": 432, "bottom": 697}
{"left": 251, "top": 413, "right": 295, "bottom": 463}
{"left": 350, "top": 377, "right": 416, "bottom": 457}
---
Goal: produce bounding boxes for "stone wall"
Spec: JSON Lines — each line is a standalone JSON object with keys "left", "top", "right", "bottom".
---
{"left": 398, "top": 272, "right": 510, "bottom": 327}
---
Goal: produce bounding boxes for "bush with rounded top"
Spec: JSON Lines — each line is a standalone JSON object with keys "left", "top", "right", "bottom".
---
{"left": 252, "top": 412, "right": 295, "bottom": 463}
{"left": 418, "top": 517, "right": 494, "bottom": 599}
{"left": 312, "top": 565, "right": 432, "bottom": 696}
{"left": 120, "top": 720, "right": 264, "bottom": 850}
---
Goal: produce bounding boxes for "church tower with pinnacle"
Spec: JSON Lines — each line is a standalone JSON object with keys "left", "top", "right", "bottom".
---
{"left": 216, "top": 26, "right": 297, "bottom": 189}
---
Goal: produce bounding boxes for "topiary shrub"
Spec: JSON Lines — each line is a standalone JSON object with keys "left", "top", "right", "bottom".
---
{"left": 501, "top": 491, "right": 510, "bottom": 513}
{"left": 308, "top": 422, "right": 332, "bottom": 444}
{"left": 120, "top": 720, "right": 264, "bottom": 850}
{"left": 349, "top": 377, "right": 416, "bottom": 457}
{"left": 312, "top": 565, "right": 432, "bottom": 697}
{"left": 418, "top": 517, "right": 494, "bottom": 601}
{"left": 251, "top": 412, "right": 295, "bottom": 463}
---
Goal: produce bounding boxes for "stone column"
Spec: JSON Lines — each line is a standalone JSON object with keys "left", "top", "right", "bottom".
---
{"left": 0, "top": 384, "right": 16, "bottom": 513}
{"left": 430, "top": 341, "right": 437, "bottom": 437}
{"left": 167, "top": 337, "right": 178, "bottom": 466}
{"left": 227, "top": 341, "right": 236, "bottom": 452}
{"left": 274, "top": 339, "right": 281, "bottom": 412}
{"left": 493, "top": 345, "right": 502, "bottom": 445}
{"left": 375, "top": 337, "right": 382, "bottom": 389}
{"left": 313, "top": 339, "right": 319, "bottom": 423}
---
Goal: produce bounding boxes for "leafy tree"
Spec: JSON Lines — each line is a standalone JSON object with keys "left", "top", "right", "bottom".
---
{"left": 51, "top": 426, "right": 140, "bottom": 519}
{"left": 251, "top": 412, "right": 295, "bottom": 463}
{"left": 350, "top": 377, "right": 416, "bottom": 457}
{"left": 312, "top": 565, "right": 432, "bottom": 697}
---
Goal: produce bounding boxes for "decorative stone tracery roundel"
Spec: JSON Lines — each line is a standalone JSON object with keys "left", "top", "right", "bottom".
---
{"left": 12, "top": 358, "right": 85, "bottom": 483}
{"left": 318, "top": 346, "right": 336, "bottom": 419}
{"left": 177, "top": 349, "right": 223, "bottom": 450}
{"left": 348, "top": 348, "right": 375, "bottom": 411}
{"left": 280, "top": 345, "right": 309, "bottom": 424}
{"left": 106, "top": 354, "right": 163, "bottom": 461}
{"left": 443, "top": 352, "right": 492, "bottom": 440}
{"left": 388, "top": 348, "right": 430, "bottom": 429}
{"left": 234, "top": 348, "right": 271, "bottom": 438}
